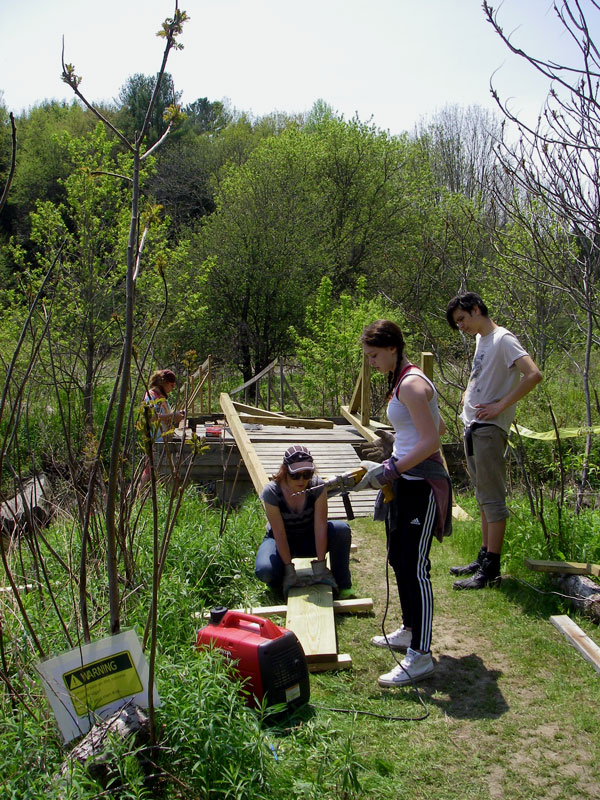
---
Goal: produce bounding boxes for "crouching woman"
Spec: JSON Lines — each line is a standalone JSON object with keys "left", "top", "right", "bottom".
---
{"left": 255, "top": 445, "right": 354, "bottom": 599}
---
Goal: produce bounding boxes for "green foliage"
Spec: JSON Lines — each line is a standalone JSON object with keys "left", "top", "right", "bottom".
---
{"left": 289, "top": 276, "right": 395, "bottom": 416}
{"left": 157, "top": 648, "right": 273, "bottom": 799}
{"left": 147, "top": 493, "right": 266, "bottom": 646}
{"left": 2, "top": 486, "right": 600, "bottom": 799}
{"left": 0, "top": 96, "right": 12, "bottom": 185}
{"left": 7, "top": 122, "right": 178, "bottom": 448}
{"left": 192, "top": 117, "right": 429, "bottom": 379}
{"left": 193, "top": 126, "right": 325, "bottom": 377}
{"left": 116, "top": 72, "right": 182, "bottom": 146}
{"left": 3, "top": 101, "right": 104, "bottom": 246}
{"left": 181, "top": 97, "right": 231, "bottom": 136}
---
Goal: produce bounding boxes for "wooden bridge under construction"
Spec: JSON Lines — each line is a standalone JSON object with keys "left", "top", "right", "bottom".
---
{"left": 157, "top": 350, "right": 466, "bottom": 523}
{"left": 165, "top": 353, "right": 469, "bottom": 672}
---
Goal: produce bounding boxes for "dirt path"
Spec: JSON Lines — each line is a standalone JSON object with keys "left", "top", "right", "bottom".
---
{"left": 346, "top": 517, "right": 600, "bottom": 800}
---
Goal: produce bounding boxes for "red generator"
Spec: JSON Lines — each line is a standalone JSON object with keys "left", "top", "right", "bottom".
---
{"left": 196, "top": 607, "right": 310, "bottom": 710}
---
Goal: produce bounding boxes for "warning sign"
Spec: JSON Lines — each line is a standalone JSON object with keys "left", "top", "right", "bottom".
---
{"left": 36, "top": 629, "right": 159, "bottom": 743}
{"left": 63, "top": 650, "right": 143, "bottom": 715}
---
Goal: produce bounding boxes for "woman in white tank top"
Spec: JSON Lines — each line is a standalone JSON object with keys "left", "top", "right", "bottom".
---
{"left": 358, "top": 319, "right": 450, "bottom": 688}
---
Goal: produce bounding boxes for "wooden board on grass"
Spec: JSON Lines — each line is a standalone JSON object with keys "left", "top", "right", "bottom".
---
{"left": 195, "top": 597, "right": 373, "bottom": 621}
{"left": 526, "top": 559, "right": 600, "bottom": 578}
{"left": 550, "top": 614, "right": 600, "bottom": 673}
{"left": 308, "top": 654, "right": 352, "bottom": 672}
{"left": 285, "top": 558, "right": 338, "bottom": 662}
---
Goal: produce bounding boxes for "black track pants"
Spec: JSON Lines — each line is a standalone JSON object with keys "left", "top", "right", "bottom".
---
{"left": 385, "top": 478, "right": 436, "bottom": 653}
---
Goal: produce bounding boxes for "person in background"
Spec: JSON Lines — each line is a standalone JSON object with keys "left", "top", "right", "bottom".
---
{"left": 255, "top": 445, "right": 355, "bottom": 599}
{"left": 140, "top": 369, "right": 184, "bottom": 486}
{"left": 445, "top": 292, "right": 542, "bottom": 589}
{"left": 356, "top": 320, "right": 451, "bottom": 687}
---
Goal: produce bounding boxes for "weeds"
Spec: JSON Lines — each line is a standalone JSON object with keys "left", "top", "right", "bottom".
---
{"left": 1, "top": 490, "right": 599, "bottom": 799}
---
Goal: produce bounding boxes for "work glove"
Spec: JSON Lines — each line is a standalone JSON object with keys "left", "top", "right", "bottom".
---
{"left": 354, "top": 459, "right": 399, "bottom": 491}
{"left": 310, "top": 559, "right": 338, "bottom": 591}
{"left": 360, "top": 429, "right": 395, "bottom": 463}
{"left": 282, "top": 564, "right": 313, "bottom": 596}
{"left": 282, "top": 563, "right": 301, "bottom": 596}
{"left": 354, "top": 460, "right": 386, "bottom": 491}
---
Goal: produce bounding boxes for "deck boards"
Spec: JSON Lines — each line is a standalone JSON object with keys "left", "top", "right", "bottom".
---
{"left": 550, "top": 614, "right": 600, "bottom": 672}
{"left": 202, "top": 412, "right": 380, "bottom": 520}
{"left": 249, "top": 426, "right": 379, "bottom": 519}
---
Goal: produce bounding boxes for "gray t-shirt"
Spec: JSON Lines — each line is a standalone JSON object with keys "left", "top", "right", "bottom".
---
{"left": 461, "top": 326, "right": 528, "bottom": 433}
{"left": 260, "top": 478, "right": 325, "bottom": 539}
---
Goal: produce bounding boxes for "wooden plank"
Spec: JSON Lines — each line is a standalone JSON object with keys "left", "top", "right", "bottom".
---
{"left": 452, "top": 505, "right": 473, "bottom": 521}
{"left": 526, "top": 559, "right": 600, "bottom": 578}
{"left": 360, "top": 350, "right": 371, "bottom": 426}
{"left": 285, "top": 558, "right": 337, "bottom": 661}
{"left": 220, "top": 393, "right": 270, "bottom": 493}
{"left": 308, "top": 654, "right": 352, "bottom": 672}
{"left": 230, "top": 358, "right": 279, "bottom": 395}
{"left": 550, "top": 614, "right": 600, "bottom": 673}
{"left": 286, "top": 584, "right": 337, "bottom": 661}
{"left": 340, "top": 405, "right": 389, "bottom": 441}
{"left": 197, "top": 597, "right": 373, "bottom": 620}
{"left": 231, "top": 402, "right": 287, "bottom": 418}
{"left": 239, "top": 413, "right": 334, "bottom": 430}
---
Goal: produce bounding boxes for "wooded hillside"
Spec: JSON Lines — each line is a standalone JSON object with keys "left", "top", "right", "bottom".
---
{"left": 0, "top": 3, "right": 599, "bottom": 797}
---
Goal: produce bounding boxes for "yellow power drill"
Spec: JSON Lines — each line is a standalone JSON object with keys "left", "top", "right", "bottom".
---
{"left": 298, "top": 467, "right": 394, "bottom": 520}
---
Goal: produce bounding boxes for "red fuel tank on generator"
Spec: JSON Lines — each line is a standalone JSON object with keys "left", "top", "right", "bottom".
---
{"left": 196, "top": 607, "right": 310, "bottom": 709}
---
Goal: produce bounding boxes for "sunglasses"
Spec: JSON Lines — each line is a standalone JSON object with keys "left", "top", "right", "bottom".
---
{"left": 289, "top": 471, "right": 313, "bottom": 481}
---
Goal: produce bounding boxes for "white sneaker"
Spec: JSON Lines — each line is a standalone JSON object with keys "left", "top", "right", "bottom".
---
{"left": 370, "top": 626, "right": 412, "bottom": 651}
{"left": 378, "top": 647, "right": 434, "bottom": 687}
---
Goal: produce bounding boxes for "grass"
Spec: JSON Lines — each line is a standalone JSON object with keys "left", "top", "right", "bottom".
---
{"left": 300, "top": 494, "right": 600, "bottom": 800}
{"left": 1, "top": 488, "right": 599, "bottom": 799}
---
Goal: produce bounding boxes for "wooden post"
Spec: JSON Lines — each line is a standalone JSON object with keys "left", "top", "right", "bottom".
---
{"left": 199, "top": 363, "right": 204, "bottom": 414}
{"left": 206, "top": 355, "right": 212, "bottom": 414}
{"left": 360, "top": 351, "right": 371, "bottom": 426}
{"left": 279, "top": 358, "right": 285, "bottom": 412}
{"left": 420, "top": 351, "right": 434, "bottom": 381}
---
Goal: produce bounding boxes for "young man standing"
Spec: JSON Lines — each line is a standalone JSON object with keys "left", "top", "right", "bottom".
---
{"left": 446, "top": 292, "right": 542, "bottom": 589}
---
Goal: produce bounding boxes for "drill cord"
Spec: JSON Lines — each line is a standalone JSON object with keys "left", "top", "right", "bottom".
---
{"left": 311, "top": 524, "right": 429, "bottom": 723}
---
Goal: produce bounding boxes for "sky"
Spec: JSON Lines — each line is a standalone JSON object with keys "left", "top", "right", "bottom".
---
{"left": 0, "top": 0, "right": 595, "bottom": 136}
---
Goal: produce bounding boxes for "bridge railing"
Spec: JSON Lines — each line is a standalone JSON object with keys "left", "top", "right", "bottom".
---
{"left": 229, "top": 358, "right": 303, "bottom": 413}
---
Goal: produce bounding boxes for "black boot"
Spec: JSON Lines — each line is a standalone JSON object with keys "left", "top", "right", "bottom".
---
{"left": 453, "top": 554, "right": 500, "bottom": 590}
{"left": 449, "top": 546, "right": 487, "bottom": 576}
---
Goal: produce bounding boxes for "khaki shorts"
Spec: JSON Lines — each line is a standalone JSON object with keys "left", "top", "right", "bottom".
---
{"left": 464, "top": 424, "right": 509, "bottom": 523}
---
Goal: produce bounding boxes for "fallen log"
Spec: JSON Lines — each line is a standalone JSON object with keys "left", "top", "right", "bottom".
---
{"left": 556, "top": 573, "right": 600, "bottom": 623}
{"left": 1, "top": 474, "right": 51, "bottom": 539}
{"left": 57, "top": 703, "right": 151, "bottom": 791}
{"left": 525, "top": 559, "right": 600, "bottom": 623}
